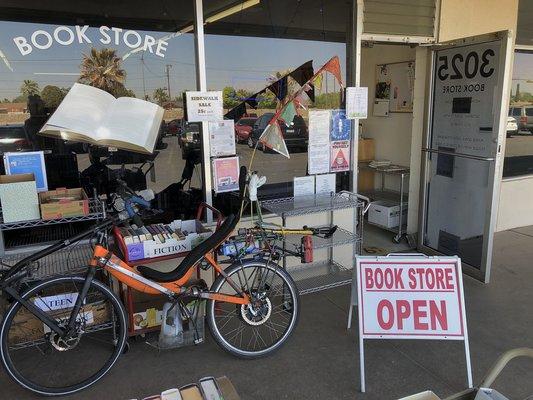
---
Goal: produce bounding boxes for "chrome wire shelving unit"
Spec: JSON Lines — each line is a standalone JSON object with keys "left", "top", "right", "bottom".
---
{"left": 0, "top": 199, "right": 105, "bottom": 255}
{"left": 261, "top": 191, "right": 365, "bottom": 295}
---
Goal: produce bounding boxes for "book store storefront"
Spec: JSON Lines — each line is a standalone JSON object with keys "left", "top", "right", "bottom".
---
{"left": 0, "top": 0, "right": 531, "bottom": 399}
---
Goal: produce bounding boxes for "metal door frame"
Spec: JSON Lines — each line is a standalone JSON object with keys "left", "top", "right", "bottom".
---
{"left": 417, "top": 31, "right": 514, "bottom": 283}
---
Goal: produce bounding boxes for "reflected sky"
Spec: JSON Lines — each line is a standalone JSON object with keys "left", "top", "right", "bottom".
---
{"left": 0, "top": 21, "right": 346, "bottom": 100}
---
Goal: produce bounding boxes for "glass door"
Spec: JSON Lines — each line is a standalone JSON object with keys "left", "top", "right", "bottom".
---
{"left": 418, "top": 32, "right": 514, "bottom": 282}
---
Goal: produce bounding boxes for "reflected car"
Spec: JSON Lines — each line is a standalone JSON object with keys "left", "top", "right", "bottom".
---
{"left": 234, "top": 117, "right": 257, "bottom": 143}
{"left": 165, "top": 119, "right": 182, "bottom": 136}
{"left": 506, "top": 116, "right": 518, "bottom": 138}
{"left": 509, "top": 106, "right": 533, "bottom": 133}
{"left": 178, "top": 122, "right": 201, "bottom": 159}
{"left": 248, "top": 112, "right": 308, "bottom": 152}
{"left": 0, "top": 124, "right": 33, "bottom": 153}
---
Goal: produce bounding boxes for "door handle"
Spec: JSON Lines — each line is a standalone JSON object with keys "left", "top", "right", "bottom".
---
{"left": 422, "top": 148, "right": 495, "bottom": 161}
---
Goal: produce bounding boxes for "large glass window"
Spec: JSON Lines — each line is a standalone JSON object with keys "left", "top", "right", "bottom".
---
{"left": 503, "top": 50, "right": 533, "bottom": 177}
{"left": 203, "top": 1, "right": 349, "bottom": 214}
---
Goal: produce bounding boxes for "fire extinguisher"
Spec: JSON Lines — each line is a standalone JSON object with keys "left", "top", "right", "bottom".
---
{"left": 301, "top": 235, "right": 313, "bottom": 263}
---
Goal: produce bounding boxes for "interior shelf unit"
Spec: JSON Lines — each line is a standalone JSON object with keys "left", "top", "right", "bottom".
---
{"left": 261, "top": 191, "right": 365, "bottom": 295}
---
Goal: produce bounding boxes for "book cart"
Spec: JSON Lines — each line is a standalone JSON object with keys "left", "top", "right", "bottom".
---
{"left": 113, "top": 203, "right": 222, "bottom": 337}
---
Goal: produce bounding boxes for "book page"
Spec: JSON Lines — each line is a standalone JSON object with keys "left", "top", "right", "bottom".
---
{"left": 42, "top": 83, "right": 115, "bottom": 138}
{"left": 97, "top": 97, "right": 163, "bottom": 153}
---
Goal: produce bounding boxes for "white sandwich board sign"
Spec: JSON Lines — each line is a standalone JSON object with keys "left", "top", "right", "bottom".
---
{"left": 349, "top": 254, "right": 472, "bottom": 392}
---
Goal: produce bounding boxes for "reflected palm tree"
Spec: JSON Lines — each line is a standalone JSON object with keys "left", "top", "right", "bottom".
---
{"left": 20, "top": 80, "right": 40, "bottom": 97}
{"left": 79, "top": 48, "right": 126, "bottom": 95}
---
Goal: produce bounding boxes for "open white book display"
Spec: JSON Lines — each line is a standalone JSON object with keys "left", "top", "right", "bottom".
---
{"left": 40, "top": 83, "right": 164, "bottom": 154}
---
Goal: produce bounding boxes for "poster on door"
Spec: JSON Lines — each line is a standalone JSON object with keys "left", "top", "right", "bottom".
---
{"left": 330, "top": 140, "right": 350, "bottom": 172}
{"left": 431, "top": 41, "right": 501, "bottom": 159}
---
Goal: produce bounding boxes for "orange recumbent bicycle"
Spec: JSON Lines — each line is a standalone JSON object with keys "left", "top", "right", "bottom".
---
{"left": 0, "top": 167, "right": 299, "bottom": 396}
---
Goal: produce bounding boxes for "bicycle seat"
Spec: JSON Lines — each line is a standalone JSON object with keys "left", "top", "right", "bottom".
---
{"left": 136, "top": 214, "right": 238, "bottom": 283}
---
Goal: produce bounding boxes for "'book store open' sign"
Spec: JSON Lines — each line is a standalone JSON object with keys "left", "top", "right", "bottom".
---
{"left": 350, "top": 254, "right": 473, "bottom": 393}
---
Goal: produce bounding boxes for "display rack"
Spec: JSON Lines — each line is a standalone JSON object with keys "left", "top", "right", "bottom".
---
{"left": 261, "top": 191, "right": 364, "bottom": 295}
{"left": 0, "top": 242, "right": 93, "bottom": 282}
{"left": 0, "top": 199, "right": 106, "bottom": 254}
{"left": 359, "top": 163, "right": 410, "bottom": 243}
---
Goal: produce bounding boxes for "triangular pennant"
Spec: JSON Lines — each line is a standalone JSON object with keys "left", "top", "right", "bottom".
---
{"left": 280, "top": 101, "right": 297, "bottom": 127}
{"left": 245, "top": 90, "right": 263, "bottom": 109}
{"left": 268, "top": 76, "right": 288, "bottom": 101}
{"left": 289, "top": 60, "right": 314, "bottom": 86}
{"left": 304, "top": 83, "right": 315, "bottom": 102}
{"left": 323, "top": 56, "right": 343, "bottom": 87}
{"left": 313, "top": 73, "right": 323, "bottom": 92}
{"left": 259, "top": 121, "right": 290, "bottom": 158}
{"left": 224, "top": 102, "right": 247, "bottom": 121}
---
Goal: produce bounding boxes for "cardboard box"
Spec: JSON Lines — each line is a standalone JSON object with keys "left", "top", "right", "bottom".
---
{"left": 118, "top": 219, "right": 213, "bottom": 261}
{"left": 358, "top": 138, "right": 375, "bottom": 161}
{"left": 39, "top": 187, "right": 89, "bottom": 220}
{"left": 0, "top": 173, "right": 40, "bottom": 223}
{"left": 368, "top": 200, "right": 408, "bottom": 228}
{"left": 9, "top": 300, "right": 110, "bottom": 344}
{"left": 358, "top": 168, "right": 375, "bottom": 191}
{"left": 132, "top": 308, "right": 163, "bottom": 330}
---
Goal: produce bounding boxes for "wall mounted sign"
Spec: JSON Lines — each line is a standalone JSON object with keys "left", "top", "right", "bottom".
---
{"left": 348, "top": 254, "right": 472, "bottom": 392}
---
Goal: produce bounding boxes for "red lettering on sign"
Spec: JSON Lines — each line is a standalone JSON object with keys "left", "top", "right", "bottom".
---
{"left": 430, "top": 300, "right": 448, "bottom": 330}
{"left": 377, "top": 300, "right": 394, "bottom": 330}
{"left": 413, "top": 300, "right": 428, "bottom": 330}
{"left": 445, "top": 268, "right": 454, "bottom": 289}
{"left": 396, "top": 300, "right": 410, "bottom": 329}
{"left": 365, "top": 268, "right": 374, "bottom": 289}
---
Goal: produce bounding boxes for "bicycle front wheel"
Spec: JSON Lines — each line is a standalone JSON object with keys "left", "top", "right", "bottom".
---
{"left": 207, "top": 260, "right": 300, "bottom": 358}
{"left": 0, "top": 275, "right": 127, "bottom": 396}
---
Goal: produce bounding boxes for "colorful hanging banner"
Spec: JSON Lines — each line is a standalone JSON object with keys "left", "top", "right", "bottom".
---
{"left": 259, "top": 120, "right": 290, "bottom": 158}
{"left": 280, "top": 101, "right": 297, "bottom": 127}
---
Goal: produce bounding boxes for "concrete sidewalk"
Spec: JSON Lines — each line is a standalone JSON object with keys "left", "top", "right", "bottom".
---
{"left": 2, "top": 227, "right": 533, "bottom": 399}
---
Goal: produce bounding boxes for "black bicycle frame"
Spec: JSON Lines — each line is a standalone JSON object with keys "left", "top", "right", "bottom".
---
{"left": 0, "top": 219, "right": 114, "bottom": 337}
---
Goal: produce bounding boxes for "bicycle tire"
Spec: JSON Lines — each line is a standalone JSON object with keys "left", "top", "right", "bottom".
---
{"left": 0, "top": 275, "right": 127, "bottom": 396}
{"left": 206, "top": 260, "right": 300, "bottom": 358}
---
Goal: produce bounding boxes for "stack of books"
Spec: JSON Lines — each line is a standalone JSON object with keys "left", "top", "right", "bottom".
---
{"left": 117, "top": 223, "right": 187, "bottom": 245}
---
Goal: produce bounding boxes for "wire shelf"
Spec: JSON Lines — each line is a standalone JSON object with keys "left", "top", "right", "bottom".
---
{"left": 0, "top": 199, "right": 105, "bottom": 230}
{"left": 261, "top": 192, "right": 363, "bottom": 218}
{"left": 288, "top": 260, "right": 353, "bottom": 295}
{"left": 0, "top": 243, "right": 93, "bottom": 281}
{"left": 283, "top": 226, "right": 361, "bottom": 250}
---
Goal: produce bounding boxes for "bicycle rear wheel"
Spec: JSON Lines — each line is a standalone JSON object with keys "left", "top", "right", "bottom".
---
{"left": 0, "top": 275, "right": 127, "bottom": 396}
{"left": 207, "top": 260, "right": 299, "bottom": 358}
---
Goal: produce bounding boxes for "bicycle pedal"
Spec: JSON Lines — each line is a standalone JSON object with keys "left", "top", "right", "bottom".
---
{"left": 194, "top": 338, "right": 203, "bottom": 345}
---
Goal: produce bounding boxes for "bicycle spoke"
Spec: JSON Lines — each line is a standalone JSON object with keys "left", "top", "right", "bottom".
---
{"left": 210, "top": 262, "right": 298, "bottom": 356}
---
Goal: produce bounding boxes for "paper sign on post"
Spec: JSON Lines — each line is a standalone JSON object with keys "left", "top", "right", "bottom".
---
{"left": 346, "top": 87, "right": 368, "bottom": 119}
{"left": 209, "top": 120, "right": 236, "bottom": 157}
{"left": 186, "top": 91, "right": 223, "bottom": 122}
{"left": 212, "top": 156, "right": 239, "bottom": 193}
{"left": 349, "top": 255, "right": 472, "bottom": 393}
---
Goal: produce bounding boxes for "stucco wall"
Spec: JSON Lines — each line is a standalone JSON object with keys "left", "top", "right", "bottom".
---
{"left": 438, "top": 0, "right": 519, "bottom": 42}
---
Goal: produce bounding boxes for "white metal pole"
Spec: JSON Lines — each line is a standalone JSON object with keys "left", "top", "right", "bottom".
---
{"left": 193, "top": 0, "right": 213, "bottom": 223}
{"left": 359, "top": 331, "right": 366, "bottom": 392}
{"left": 350, "top": 0, "right": 363, "bottom": 193}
